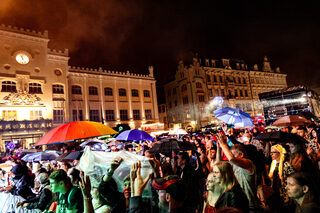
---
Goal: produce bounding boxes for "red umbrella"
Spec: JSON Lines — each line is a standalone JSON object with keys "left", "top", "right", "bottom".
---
{"left": 34, "top": 121, "right": 118, "bottom": 146}
{"left": 272, "top": 115, "right": 312, "bottom": 127}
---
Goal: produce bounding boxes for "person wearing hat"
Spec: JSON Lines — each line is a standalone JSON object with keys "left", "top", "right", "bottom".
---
{"left": 8, "top": 163, "right": 35, "bottom": 200}
{"left": 16, "top": 172, "right": 54, "bottom": 212}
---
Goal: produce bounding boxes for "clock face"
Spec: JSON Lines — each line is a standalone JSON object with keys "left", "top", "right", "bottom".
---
{"left": 16, "top": 53, "right": 30, "bottom": 64}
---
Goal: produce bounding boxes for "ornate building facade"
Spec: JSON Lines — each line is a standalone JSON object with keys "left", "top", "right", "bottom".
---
{"left": 0, "top": 25, "right": 158, "bottom": 151}
{"left": 165, "top": 57, "right": 287, "bottom": 130}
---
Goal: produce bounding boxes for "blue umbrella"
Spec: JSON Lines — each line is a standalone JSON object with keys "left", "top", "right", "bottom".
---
{"left": 80, "top": 140, "right": 108, "bottom": 151}
{"left": 115, "top": 129, "right": 154, "bottom": 141}
{"left": 214, "top": 107, "right": 253, "bottom": 127}
{"left": 22, "top": 152, "right": 57, "bottom": 161}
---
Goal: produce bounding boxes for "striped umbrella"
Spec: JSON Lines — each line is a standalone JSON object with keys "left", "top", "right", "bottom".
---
{"left": 35, "top": 121, "right": 117, "bottom": 146}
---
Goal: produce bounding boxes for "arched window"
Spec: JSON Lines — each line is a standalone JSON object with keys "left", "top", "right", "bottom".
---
{"left": 52, "top": 84, "right": 64, "bottom": 94}
{"left": 1, "top": 81, "right": 16, "bottom": 92}
{"left": 196, "top": 82, "right": 202, "bottom": 88}
{"left": 29, "top": 83, "right": 42, "bottom": 94}
{"left": 132, "top": 89, "right": 139, "bottom": 97}
{"left": 119, "top": 88, "right": 126, "bottom": 96}
{"left": 104, "top": 87, "right": 113, "bottom": 96}
{"left": 72, "top": 85, "right": 82, "bottom": 95}
{"left": 143, "top": 90, "right": 150, "bottom": 97}
{"left": 181, "top": 84, "right": 187, "bottom": 92}
{"left": 89, "top": 86, "right": 98, "bottom": 95}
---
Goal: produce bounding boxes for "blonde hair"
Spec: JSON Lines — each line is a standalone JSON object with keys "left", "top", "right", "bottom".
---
{"left": 214, "top": 161, "right": 238, "bottom": 191}
{"left": 269, "top": 144, "right": 286, "bottom": 180}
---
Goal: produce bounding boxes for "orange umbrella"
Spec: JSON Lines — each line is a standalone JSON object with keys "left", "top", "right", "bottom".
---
{"left": 35, "top": 121, "right": 117, "bottom": 146}
{"left": 272, "top": 115, "right": 312, "bottom": 127}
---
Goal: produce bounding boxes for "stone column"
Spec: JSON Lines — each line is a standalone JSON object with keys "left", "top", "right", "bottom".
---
{"left": 139, "top": 79, "right": 145, "bottom": 120}
{"left": 151, "top": 81, "right": 159, "bottom": 121}
{"left": 114, "top": 77, "right": 120, "bottom": 121}
{"left": 128, "top": 78, "right": 133, "bottom": 120}
{"left": 84, "top": 75, "right": 89, "bottom": 120}
{"left": 99, "top": 76, "right": 105, "bottom": 123}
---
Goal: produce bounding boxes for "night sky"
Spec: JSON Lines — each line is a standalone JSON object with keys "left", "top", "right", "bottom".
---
{"left": 1, "top": 0, "right": 320, "bottom": 102}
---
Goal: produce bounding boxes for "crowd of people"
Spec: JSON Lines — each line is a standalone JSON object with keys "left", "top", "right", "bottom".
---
{"left": 1, "top": 123, "right": 320, "bottom": 213}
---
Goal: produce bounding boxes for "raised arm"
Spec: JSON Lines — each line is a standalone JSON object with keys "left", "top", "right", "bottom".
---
{"left": 79, "top": 171, "right": 94, "bottom": 213}
{"left": 216, "top": 133, "right": 253, "bottom": 172}
{"left": 103, "top": 157, "right": 123, "bottom": 182}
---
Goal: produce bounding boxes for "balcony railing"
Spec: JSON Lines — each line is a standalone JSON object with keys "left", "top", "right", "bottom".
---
{"left": 0, "top": 119, "right": 53, "bottom": 132}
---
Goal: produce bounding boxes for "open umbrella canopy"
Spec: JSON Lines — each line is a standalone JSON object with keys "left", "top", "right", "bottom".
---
{"left": 45, "top": 150, "right": 62, "bottom": 157}
{"left": 107, "top": 140, "right": 124, "bottom": 147}
{"left": 214, "top": 107, "right": 253, "bottom": 127}
{"left": 272, "top": 115, "right": 312, "bottom": 127}
{"left": 35, "top": 121, "right": 118, "bottom": 146}
{"left": 55, "top": 153, "right": 69, "bottom": 162}
{"left": 22, "top": 152, "right": 57, "bottom": 161}
{"left": 80, "top": 140, "right": 108, "bottom": 151}
{"left": 149, "top": 138, "right": 196, "bottom": 153}
{"left": 64, "top": 151, "right": 83, "bottom": 161}
{"left": 115, "top": 129, "right": 154, "bottom": 141}
{"left": 255, "top": 131, "right": 308, "bottom": 144}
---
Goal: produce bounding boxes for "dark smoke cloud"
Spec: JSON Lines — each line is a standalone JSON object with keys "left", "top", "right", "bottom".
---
{"left": 1, "top": 0, "right": 320, "bottom": 93}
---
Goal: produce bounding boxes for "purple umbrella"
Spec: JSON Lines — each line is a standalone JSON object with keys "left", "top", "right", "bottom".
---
{"left": 22, "top": 152, "right": 57, "bottom": 161}
{"left": 115, "top": 129, "right": 154, "bottom": 141}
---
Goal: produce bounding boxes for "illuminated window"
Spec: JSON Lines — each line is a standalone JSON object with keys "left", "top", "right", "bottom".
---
{"left": 198, "top": 95, "right": 205, "bottom": 102}
{"left": 133, "top": 110, "right": 140, "bottom": 120}
{"left": 246, "top": 103, "right": 252, "bottom": 111}
{"left": 72, "top": 85, "right": 82, "bottom": 95}
{"left": 120, "top": 110, "right": 128, "bottom": 121}
{"left": 2, "top": 110, "right": 17, "bottom": 121}
{"left": 1, "top": 81, "right": 16, "bottom": 92}
{"left": 89, "top": 86, "right": 98, "bottom": 95}
{"left": 132, "top": 89, "right": 139, "bottom": 97}
{"left": 221, "top": 89, "right": 225, "bottom": 97}
{"left": 119, "top": 88, "right": 127, "bottom": 96}
{"left": 144, "top": 90, "right": 150, "bottom": 97}
{"left": 196, "top": 82, "right": 202, "bottom": 88}
{"left": 105, "top": 110, "right": 115, "bottom": 121}
{"left": 29, "top": 83, "right": 42, "bottom": 94}
{"left": 52, "top": 84, "right": 64, "bottom": 94}
{"left": 183, "top": 97, "right": 189, "bottom": 105}
{"left": 72, "top": 110, "right": 83, "bottom": 121}
{"left": 145, "top": 109, "right": 152, "bottom": 120}
{"left": 243, "top": 78, "right": 247, "bottom": 84}
{"left": 90, "top": 110, "right": 100, "bottom": 121}
{"left": 209, "top": 89, "right": 213, "bottom": 97}
{"left": 30, "top": 110, "right": 43, "bottom": 120}
{"left": 53, "top": 110, "right": 64, "bottom": 123}
{"left": 207, "top": 75, "right": 211, "bottom": 82}
{"left": 104, "top": 87, "right": 113, "bottom": 96}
